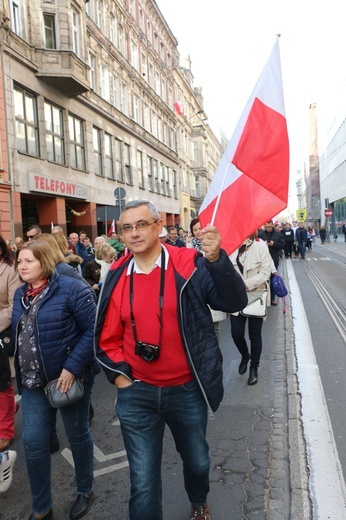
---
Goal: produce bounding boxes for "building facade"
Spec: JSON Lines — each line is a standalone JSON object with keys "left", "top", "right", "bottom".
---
{"left": 0, "top": 0, "right": 222, "bottom": 240}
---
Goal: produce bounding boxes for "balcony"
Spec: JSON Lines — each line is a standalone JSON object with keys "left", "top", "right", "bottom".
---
{"left": 34, "top": 50, "right": 90, "bottom": 97}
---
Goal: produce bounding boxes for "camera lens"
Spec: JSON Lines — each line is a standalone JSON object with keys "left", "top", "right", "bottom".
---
{"left": 142, "top": 347, "right": 156, "bottom": 362}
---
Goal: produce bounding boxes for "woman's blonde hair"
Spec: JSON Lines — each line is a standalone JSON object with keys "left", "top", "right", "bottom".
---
{"left": 51, "top": 232, "right": 69, "bottom": 256}
{"left": 96, "top": 242, "right": 116, "bottom": 261}
{"left": 35, "top": 234, "right": 65, "bottom": 264}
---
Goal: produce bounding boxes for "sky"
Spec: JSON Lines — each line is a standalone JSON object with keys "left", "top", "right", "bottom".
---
{"left": 156, "top": 0, "right": 346, "bottom": 198}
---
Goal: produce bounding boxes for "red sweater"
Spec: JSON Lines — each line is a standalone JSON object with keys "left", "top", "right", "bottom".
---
{"left": 115, "top": 261, "right": 193, "bottom": 386}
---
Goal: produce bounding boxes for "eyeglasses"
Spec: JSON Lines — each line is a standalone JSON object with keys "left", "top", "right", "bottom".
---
{"left": 120, "top": 220, "right": 158, "bottom": 234}
{"left": 27, "top": 233, "right": 39, "bottom": 240}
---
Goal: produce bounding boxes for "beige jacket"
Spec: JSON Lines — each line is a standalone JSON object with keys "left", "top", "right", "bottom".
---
{"left": 0, "top": 260, "right": 21, "bottom": 332}
{"left": 229, "top": 239, "right": 272, "bottom": 315}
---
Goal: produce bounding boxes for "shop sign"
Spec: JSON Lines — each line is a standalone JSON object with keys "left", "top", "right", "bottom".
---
{"left": 28, "top": 173, "right": 88, "bottom": 200}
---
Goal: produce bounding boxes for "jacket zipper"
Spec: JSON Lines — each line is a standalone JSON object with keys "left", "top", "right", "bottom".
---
{"left": 179, "top": 267, "right": 215, "bottom": 420}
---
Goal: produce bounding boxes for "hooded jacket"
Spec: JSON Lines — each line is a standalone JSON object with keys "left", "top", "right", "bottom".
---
{"left": 12, "top": 271, "right": 99, "bottom": 393}
{"left": 95, "top": 245, "right": 247, "bottom": 412}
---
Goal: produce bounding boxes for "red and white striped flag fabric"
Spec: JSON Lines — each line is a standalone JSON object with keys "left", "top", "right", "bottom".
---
{"left": 107, "top": 219, "right": 116, "bottom": 237}
{"left": 173, "top": 101, "right": 184, "bottom": 116}
{"left": 199, "top": 37, "right": 289, "bottom": 255}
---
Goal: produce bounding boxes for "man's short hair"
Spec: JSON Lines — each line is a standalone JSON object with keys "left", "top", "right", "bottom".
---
{"left": 122, "top": 200, "right": 160, "bottom": 220}
{"left": 27, "top": 224, "right": 42, "bottom": 234}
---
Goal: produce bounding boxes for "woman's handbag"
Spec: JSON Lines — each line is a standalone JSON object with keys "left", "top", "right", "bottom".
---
{"left": 240, "top": 291, "right": 267, "bottom": 318}
{"left": 0, "top": 326, "right": 15, "bottom": 357}
{"left": 45, "top": 377, "right": 84, "bottom": 408}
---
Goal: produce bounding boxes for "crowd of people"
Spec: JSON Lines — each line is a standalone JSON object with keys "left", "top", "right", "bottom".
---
{"left": 0, "top": 209, "right": 328, "bottom": 519}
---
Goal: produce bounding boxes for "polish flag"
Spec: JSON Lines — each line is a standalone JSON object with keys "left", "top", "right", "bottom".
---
{"left": 199, "top": 37, "right": 289, "bottom": 254}
{"left": 107, "top": 219, "right": 116, "bottom": 237}
{"left": 173, "top": 101, "right": 184, "bottom": 116}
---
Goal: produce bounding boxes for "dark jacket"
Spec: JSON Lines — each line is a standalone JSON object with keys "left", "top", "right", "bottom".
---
{"left": 166, "top": 237, "right": 186, "bottom": 248}
{"left": 12, "top": 271, "right": 100, "bottom": 393}
{"left": 295, "top": 227, "right": 308, "bottom": 243}
{"left": 258, "top": 228, "right": 285, "bottom": 266}
{"left": 94, "top": 245, "right": 247, "bottom": 412}
{"left": 282, "top": 229, "right": 294, "bottom": 243}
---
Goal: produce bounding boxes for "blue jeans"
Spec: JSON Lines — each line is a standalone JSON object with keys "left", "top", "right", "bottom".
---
{"left": 116, "top": 380, "right": 209, "bottom": 520}
{"left": 297, "top": 241, "right": 306, "bottom": 258}
{"left": 21, "top": 380, "right": 94, "bottom": 515}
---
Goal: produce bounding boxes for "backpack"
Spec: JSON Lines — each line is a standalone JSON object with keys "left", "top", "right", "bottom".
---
{"left": 272, "top": 275, "right": 288, "bottom": 298}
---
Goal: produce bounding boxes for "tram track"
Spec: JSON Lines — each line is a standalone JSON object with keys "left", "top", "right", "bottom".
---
{"left": 302, "top": 260, "right": 346, "bottom": 343}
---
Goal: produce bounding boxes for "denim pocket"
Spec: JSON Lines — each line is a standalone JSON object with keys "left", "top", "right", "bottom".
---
{"left": 183, "top": 379, "right": 198, "bottom": 392}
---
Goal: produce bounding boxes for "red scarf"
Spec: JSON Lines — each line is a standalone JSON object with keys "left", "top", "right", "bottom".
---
{"left": 25, "top": 279, "right": 49, "bottom": 303}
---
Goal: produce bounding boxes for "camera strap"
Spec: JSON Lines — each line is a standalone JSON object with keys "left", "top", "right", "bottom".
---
{"left": 129, "top": 247, "right": 165, "bottom": 345}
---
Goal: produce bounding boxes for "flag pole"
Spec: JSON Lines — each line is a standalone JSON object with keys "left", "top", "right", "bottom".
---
{"left": 209, "top": 161, "right": 232, "bottom": 226}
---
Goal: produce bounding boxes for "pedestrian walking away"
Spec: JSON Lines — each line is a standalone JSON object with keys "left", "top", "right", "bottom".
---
{"left": 229, "top": 234, "right": 272, "bottom": 385}
{"left": 95, "top": 199, "right": 247, "bottom": 520}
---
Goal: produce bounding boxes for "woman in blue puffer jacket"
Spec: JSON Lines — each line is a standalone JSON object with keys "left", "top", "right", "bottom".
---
{"left": 12, "top": 239, "right": 99, "bottom": 520}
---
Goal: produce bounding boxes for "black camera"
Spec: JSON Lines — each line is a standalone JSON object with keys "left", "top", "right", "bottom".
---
{"left": 135, "top": 341, "right": 160, "bottom": 362}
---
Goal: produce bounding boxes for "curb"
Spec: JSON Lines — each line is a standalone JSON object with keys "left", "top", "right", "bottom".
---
{"left": 266, "top": 260, "right": 312, "bottom": 519}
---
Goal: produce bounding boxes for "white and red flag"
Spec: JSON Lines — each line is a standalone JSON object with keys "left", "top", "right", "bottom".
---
{"left": 107, "top": 219, "right": 116, "bottom": 237}
{"left": 173, "top": 101, "right": 184, "bottom": 116}
{"left": 199, "top": 37, "right": 289, "bottom": 254}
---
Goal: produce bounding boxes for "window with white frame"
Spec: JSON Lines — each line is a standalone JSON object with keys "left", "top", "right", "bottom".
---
{"left": 173, "top": 169, "right": 178, "bottom": 198}
{"left": 130, "top": 39, "right": 139, "bottom": 70}
{"left": 71, "top": 9, "right": 80, "bottom": 58}
{"left": 192, "top": 141, "right": 199, "bottom": 161}
{"left": 115, "top": 137, "right": 123, "bottom": 182}
{"left": 147, "top": 21, "right": 152, "bottom": 43}
{"left": 105, "top": 133, "right": 114, "bottom": 179}
{"left": 124, "top": 143, "right": 132, "bottom": 184}
{"left": 86, "top": 0, "right": 94, "bottom": 19}
{"left": 129, "top": 0, "right": 134, "bottom": 17}
{"left": 93, "top": 127, "right": 102, "bottom": 176}
{"left": 139, "top": 8, "right": 144, "bottom": 30}
{"left": 143, "top": 104, "right": 149, "bottom": 131}
{"left": 44, "top": 101, "right": 64, "bottom": 164}
{"left": 148, "top": 62, "right": 154, "bottom": 88}
{"left": 121, "top": 83, "right": 129, "bottom": 116}
{"left": 89, "top": 53, "right": 96, "bottom": 90}
{"left": 157, "top": 117, "right": 162, "bottom": 141}
{"left": 68, "top": 114, "right": 85, "bottom": 170}
{"left": 161, "top": 78, "right": 166, "bottom": 102}
{"left": 137, "top": 149, "right": 144, "bottom": 188}
{"left": 160, "top": 163, "right": 166, "bottom": 195}
{"left": 147, "top": 156, "right": 154, "bottom": 191}
{"left": 43, "top": 14, "right": 56, "bottom": 49}
{"left": 155, "top": 70, "right": 160, "bottom": 95}
{"left": 168, "top": 87, "right": 172, "bottom": 109}
{"left": 141, "top": 53, "right": 147, "bottom": 78}
{"left": 109, "top": 15, "right": 116, "bottom": 44}
{"left": 113, "top": 75, "right": 120, "bottom": 109}
{"left": 9, "top": 0, "right": 23, "bottom": 37}
{"left": 167, "top": 168, "right": 173, "bottom": 197}
{"left": 14, "top": 85, "right": 39, "bottom": 157}
{"left": 166, "top": 168, "right": 171, "bottom": 196}
{"left": 118, "top": 24, "right": 124, "bottom": 54}
{"left": 151, "top": 111, "right": 157, "bottom": 137}
{"left": 96, "top": 0, "right": 103, "bottom": 29}
{"left": 133, "top": 95, "right": 141, "bottom": 124}
{"left": 153, "top": 31, "right": 158, "bottom": 52}
{"left": 195, "top": 175, "right": 201, "bottom": 197}
{"left": 100, "top": 63, "right": 110, "bottom": 101}
{"left": 153, "top": 159, "right": 159, "bottom": 193}
{"left": 167, "top": 52, "right": 171, "bottom": 69}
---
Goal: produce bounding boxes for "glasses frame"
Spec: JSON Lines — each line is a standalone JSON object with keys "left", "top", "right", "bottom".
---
{"left": 120, "top": 219, "right": 159, "bottom": 234}
{"left": 26, "top": 232, "right": 39, "bottom": 240}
